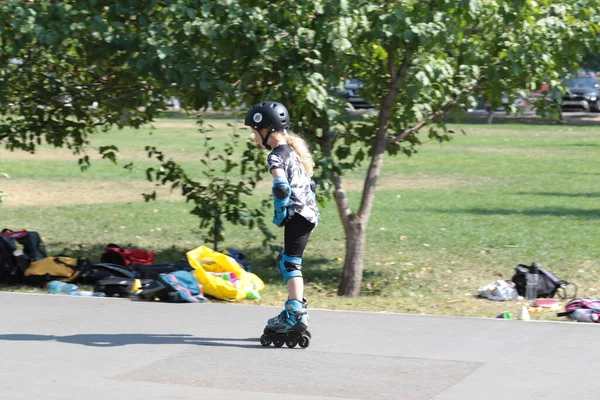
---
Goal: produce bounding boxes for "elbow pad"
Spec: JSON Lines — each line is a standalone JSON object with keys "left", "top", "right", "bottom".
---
{"left": 272, "top": 176, "right": 290, "bottom": 226}
{"left": 272, "top": 176, "right": 291, "bottom": 205}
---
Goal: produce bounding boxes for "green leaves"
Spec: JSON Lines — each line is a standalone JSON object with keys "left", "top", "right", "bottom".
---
{"left": 1, "top": 0, "right": 599, "bottom": 270}
{"left": 142, "top": 120, "right": 272, "bottom": 250}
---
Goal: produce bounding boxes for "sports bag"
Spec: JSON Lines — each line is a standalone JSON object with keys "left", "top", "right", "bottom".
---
{"left": 557, "top": 298, "right": 600, "bottom": 322}
{"left": 78, "top": 263, "right": 138, "bottom": 285}
{"left": 511, "top": 263, "right": 576, "bottom": 299}
{"left": 23, "top": 256, "right": 84, "bottom": 285}
{"left": 0, "top": 229, "right": 47, "bottom": 283}
{"left": 139, "top": 271, "right": 207, "bottom": 303}
{"left": 100, "top": 243, "right": 155, "bottom": 268}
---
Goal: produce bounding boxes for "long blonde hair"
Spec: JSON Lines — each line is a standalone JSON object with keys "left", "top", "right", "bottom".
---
{"left": 272, "top": 131, "right": 314, "bottom": 177}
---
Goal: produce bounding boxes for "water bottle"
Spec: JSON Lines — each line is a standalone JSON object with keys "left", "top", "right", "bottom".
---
{"left": 46, "top": 281, "right": 80, "bottom": 295}
{"left": 571, "top": 309, "right": 599, "bottom": 323}
{"left": 525, "top": 263, "right": 539, "bottom": 303}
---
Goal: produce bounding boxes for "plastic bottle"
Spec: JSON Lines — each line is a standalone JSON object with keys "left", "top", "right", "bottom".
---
{"left": 78, "top": 291, "right": 106, "bottom": 297}
{"left": 526, "top": 263, "right": 539, "bottom": 303}
{"left": 246, "top": 288, "right": 261, "bottom": 300}
{"left": 571, "top": 309, "right": 599, "bottom": 323}
{"left": 46, "top": 281, "right": 80, "bottom": 295}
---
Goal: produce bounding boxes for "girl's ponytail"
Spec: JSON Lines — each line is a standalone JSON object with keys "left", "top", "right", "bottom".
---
{"left": 285, "top": 132, "right": 314, "bottom": 177}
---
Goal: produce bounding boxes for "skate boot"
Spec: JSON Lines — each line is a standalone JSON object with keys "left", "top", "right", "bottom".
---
{"left": 267, "top": 297, "right": 309, "bottom": 326}
{"left": 260, "top": 299, "right": 311, "bottom": 349}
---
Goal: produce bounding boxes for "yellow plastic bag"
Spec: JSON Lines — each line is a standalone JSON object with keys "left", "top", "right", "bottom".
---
{"left": 186, "top": 246, "right": 264, "bottom": 301}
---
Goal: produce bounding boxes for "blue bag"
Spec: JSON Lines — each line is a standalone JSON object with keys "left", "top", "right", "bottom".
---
{"left": 140, "top": 270, "right": 207, "bottom": 303}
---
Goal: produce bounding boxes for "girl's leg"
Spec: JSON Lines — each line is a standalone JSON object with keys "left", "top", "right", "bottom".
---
{"left": 283, "top": 213, "right": 315, "bottom": 301}
{"left": 287, "top": 277, "right": 304, "bottom": 302}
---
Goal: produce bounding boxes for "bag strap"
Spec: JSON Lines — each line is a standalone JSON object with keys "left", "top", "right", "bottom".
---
{"left": 554, "top": 282, "right": 578, "bottom": 299}
{"left": 515, "top": 264, "right": 531, "bottom": 274}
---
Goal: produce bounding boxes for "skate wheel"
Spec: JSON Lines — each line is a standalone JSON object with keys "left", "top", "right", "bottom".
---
{"left": 298, "top": 335, "right": 310, "bottom": 348}
{"left": 286, "top": 338, "right": 297, "bottom": 348}
{"left": 273, "top": 339, "right": 285, "bottom": 348}
{"left": 260, "top": 334, "right": 272, "bottom": 347}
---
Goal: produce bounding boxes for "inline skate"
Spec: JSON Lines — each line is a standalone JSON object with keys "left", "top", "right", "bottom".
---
{"left": 260, "top": 298, "right": 311, "bottom": 348}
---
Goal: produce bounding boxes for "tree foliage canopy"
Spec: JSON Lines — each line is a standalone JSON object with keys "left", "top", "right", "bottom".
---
{"left": 2, "top": 0, "right": 599, "bottom": 294}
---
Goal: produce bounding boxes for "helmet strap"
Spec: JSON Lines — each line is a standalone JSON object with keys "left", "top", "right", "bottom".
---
{"left": 262, "top": 130, "right": 273, "bottom": 150}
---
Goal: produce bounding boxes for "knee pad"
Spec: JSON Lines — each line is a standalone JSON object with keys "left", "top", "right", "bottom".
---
{"left": 278, "top": 253, "right": 302, "bottom": 284}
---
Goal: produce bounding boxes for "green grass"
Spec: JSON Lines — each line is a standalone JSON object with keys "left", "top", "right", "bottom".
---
{"left": 1, "top": 117, "right": 599, "bottom": 321}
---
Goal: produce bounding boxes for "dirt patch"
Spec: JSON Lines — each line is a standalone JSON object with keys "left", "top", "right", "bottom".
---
{"left": 149, "top": 120, "right": 245, "bottom": 130}
{"left": 148, "top": 121, "right": 199, "bottom": 129}
{"left": 2, "top": 175, "right": 476, "bottom": 208}
{"left": 0, "top": 147, "right": 204, "bottom": 163}
{"left": 0, "top": 148, "right": 80, "bottom": 162}
{"left": 1, "top": 179, "right": 183, "bottom": 207}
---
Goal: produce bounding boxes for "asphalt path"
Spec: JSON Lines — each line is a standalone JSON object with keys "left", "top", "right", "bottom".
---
{"left": 1, "top": 292, "right": 599, "bottom": 400}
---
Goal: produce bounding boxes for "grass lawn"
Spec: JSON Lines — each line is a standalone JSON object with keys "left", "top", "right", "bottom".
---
{"left": 1, "top": 116, "right": 599, "bottom": 321}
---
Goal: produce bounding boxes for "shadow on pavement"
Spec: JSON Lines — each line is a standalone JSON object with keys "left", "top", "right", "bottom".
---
{"left": 0, "top": 333, "right": 265, "bottom": 349}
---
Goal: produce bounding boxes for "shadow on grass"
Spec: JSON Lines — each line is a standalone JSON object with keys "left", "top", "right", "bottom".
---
{"left": 0, "top": 333, "right": 264, "bottom": 349}
{"left": 47, "top": 243, "right": 193, "bottom": 265}
{"left": 561, "top": 143, "right": 600, "bottom": 147}
{"left": 517, "top": 192, "right": 600, "bottom": 198}
{"left": 426, "top": 207, "right": 600, "bottom": 219}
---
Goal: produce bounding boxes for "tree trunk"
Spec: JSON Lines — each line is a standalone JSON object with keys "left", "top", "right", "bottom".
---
{"left": 337, "top": 215, "right": 366, "bottom": 297}
{"left": 335, "top": 50, "right": 412, "bottom": 297}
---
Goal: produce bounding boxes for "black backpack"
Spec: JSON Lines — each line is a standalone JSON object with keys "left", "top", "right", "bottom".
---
{"left": 511, "top": 263, "right": 577, "bottom": 299}
{"left": 0, "top": 229, "right": 47, "bottom": 283}
{"left": 78, "top": 263, "right": 138, "bottom": 285}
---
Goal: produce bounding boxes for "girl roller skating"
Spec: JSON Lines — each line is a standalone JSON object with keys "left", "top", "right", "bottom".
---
{"left": 244, "top": 101, "right": 320, "bottom": 349}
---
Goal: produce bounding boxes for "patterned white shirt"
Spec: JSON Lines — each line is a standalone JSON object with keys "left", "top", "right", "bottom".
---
{"left": 268, "top": 144, "right": 320, "bottom": 225}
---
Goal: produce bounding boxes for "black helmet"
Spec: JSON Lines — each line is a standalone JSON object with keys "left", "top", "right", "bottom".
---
{"left": 244, "top": 101, "right": 290, "bottom": 133}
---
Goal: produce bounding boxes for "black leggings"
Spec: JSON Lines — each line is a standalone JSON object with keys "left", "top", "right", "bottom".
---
{"left": 284, "top": 213, "right": 315, "bottom": 258}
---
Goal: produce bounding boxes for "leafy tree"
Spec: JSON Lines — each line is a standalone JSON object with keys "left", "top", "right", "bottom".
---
{"left": 1, "top": 1, "right": 599, "bottom": 297}
{"left": 0, "top": 1, "right": 273, "bottom": 249}
{"left": 142, "top": 118, "right": 275, "bottom": 251}
{"left": 225, "top": 0, "right": 600, "bottom": 296}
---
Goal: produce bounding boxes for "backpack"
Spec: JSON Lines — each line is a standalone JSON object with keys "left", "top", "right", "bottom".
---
{"left": 78, "top": 263, "right": 139, "bottom": 285}
{"left": 0, "top": 229, "right": 47, "bottom": 283}
{"left": 511, "top": 263, "right": 576, "bottom": 299}
{"left": 100, "top": 244, "right": 155, "bottom": 268}
{"left": 557, "top": 298, "right": 600, "bottom": 322}
{"left": 139, "top": 271, "right": 207, "bottom": 303}
{"left": 23, "top": 256, "right": 87, "bottom": 285}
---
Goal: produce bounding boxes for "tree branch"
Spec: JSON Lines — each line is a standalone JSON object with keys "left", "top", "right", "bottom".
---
{"left": 386, "top": 101, "right": 459, "bottom": 144}
{"left": 386, "top": 70, "right": 495, "bottom": 144}
{"left": 332, "top": 172, "right": 352, "bottom": 226}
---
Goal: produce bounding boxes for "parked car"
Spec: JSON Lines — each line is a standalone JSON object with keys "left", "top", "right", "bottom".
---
{"left": 560, "top": 74, "right": 600, "bottom": 112}
{"left": 331, "top": 79, "right": 374, "bottom": 110}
